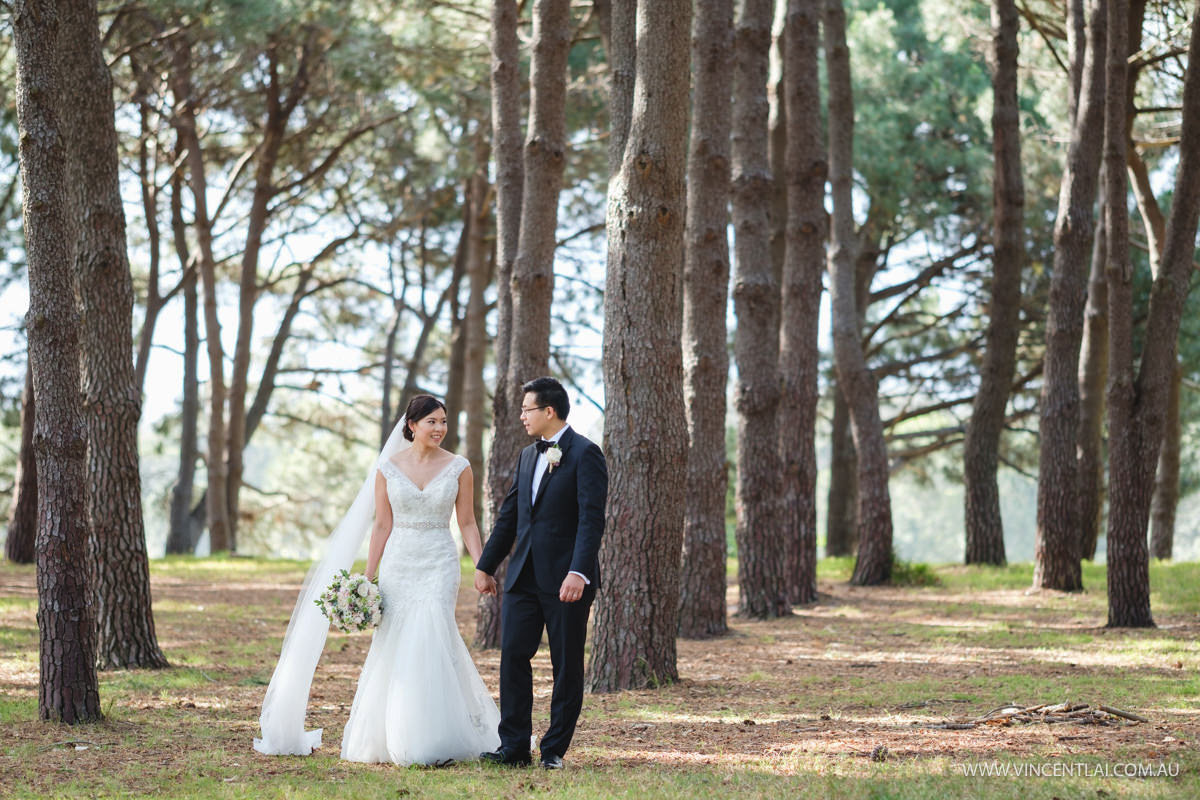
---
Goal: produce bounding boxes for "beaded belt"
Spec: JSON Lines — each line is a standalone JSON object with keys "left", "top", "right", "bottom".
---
{"left": 392, "top": 520, "right": 446, "bottom": 530}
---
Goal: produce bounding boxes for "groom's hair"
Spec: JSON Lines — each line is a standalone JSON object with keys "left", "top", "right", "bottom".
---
{"left": 522, "top": 376, "right": 569, "bottom": 421}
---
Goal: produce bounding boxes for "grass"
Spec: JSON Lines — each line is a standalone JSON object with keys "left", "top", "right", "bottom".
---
{"left": 1, "top": 557, "right": 1199, "bottom": 798}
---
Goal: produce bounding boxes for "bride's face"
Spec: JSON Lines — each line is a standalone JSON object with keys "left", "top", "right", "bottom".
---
{"left": 409, "top": 410, "right": 448, "bottom": 448}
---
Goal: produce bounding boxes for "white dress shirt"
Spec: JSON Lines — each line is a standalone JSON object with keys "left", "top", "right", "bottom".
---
{"left": 531, "top": 424, "right": 568, "bottom": 504}
{"left": 531, "top": 425, "right": 589, "bottom": 585}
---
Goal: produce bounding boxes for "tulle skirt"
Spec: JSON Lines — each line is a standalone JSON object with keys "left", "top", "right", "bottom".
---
{"left": 340, "top": 526, "right": 500, "bottom": 764}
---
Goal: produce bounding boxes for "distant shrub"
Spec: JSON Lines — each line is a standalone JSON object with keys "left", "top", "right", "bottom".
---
{"left": 890, "top": 559, "right": 941, "bottom": 587}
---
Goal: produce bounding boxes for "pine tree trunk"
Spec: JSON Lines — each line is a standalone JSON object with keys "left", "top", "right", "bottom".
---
{"left": 824, "top": 382, "right": 858, "bottom": 557}
{"left": 1076, "top": 168, "right": 1108, "bottom": 561}
{"left": 1066, "top": 0, "right": 1086, "bottom": 123}
{"left": 963, "top": 0, "right": 1023, "bottom": 567}
{"left": 1103, "top": 0, "right": 1146, "bottom": 627}
{"left": 1149, "top": 363, "right": 1181, "bottom": 560}
{"left": 167, "top": 173, "right": 200, "bottom": 556}
{"left": 1102, "top": 0, "right": 1142, "bottom": 622}
{"left": 590, "top": 0, "right": 691, "bottom": 693}
{"left": 509, "top": 0, "right": 569, "bottom": 386}
{"left": 769, "top": 29, "right": 787, "bottom": 295}
{"left": 463, "top": 134, "right": 492, "bottom": 527}
{"left": 487, "top": 0, "right": 569, "bottom": 614}
{"left": 170, "top": 36, "right": 230, "bottom": 554}
{"left": 731, "top": 0, "right": 787, "bottom": 619}
{"left": 133, "top": 98, "right": 164, "bottom": 397}
{"left": 1033, "top": 0, "right": 1106, "bottom": 589}
{"left": 1127, "top": 115, "right": 1178, "bottom": 565}
{"left": 826, "top": 224, "right": 879, "bottom": 561}
{"left": 826, "top": 0, "right": 893, "bottom": 586}
{"left": 443, "top": 302, "right": 466, "bottom": 456}
{"left": 1106, "top": 0, "right": 1200, "bottom": 627}
{"left": 778, "top": 0, "right": 824, "bottom": 606}
{"left": 477, "top": 0, "right": 528, "bottom": 649}
{"left": 13, "top": 0, "right": 103, "bottom": 722}
{"left": 60, "top": 0, "right": 167, "bottom": 670}
{"left": 679, "top": 0, "right": 733, "bottom": 640}
{"left": 6, "top": 367, "right": 37, "bottom": 564}
{"left": 606, "top": 0, "right": 636, "bottom": 175}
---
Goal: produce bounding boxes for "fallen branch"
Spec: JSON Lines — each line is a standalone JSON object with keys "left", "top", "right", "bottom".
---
{"left": 1099, "top": 705, "right": 1149, "bottom": 723}
{"left": 926, "top": 700, "right": 1149, "bottom": 730}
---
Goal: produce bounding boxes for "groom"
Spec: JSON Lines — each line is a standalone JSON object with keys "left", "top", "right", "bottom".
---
{"left": 474, "top": 376, "right": 608, "bottom": 770}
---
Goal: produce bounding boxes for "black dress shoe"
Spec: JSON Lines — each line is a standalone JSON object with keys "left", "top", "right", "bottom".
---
{"left": 539, "top": 753, "right": 564, "bottom": 770}
{"left": 480, "top": 748, "right": 531, "bottom": 767}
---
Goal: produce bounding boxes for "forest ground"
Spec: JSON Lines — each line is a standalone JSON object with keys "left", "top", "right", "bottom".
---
{"left": 1, "top": 557, "right": 1198, "bottom": 799}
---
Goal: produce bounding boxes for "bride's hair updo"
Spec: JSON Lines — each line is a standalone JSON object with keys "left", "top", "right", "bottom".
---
{"left": 402, "top": 395, "right": 447, "bottom": 442}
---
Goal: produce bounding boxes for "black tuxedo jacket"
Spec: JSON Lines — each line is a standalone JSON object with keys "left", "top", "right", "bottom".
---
{"left": 477, "top": 426, "right": 608, "bottom": 594}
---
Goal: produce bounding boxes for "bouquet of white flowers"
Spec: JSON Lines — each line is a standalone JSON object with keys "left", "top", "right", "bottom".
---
{"left": 315, "top": 570, "right": 383, "bottom": 633}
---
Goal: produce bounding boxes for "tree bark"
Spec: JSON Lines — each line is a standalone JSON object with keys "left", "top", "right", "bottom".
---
{"left": 1128, "top": 138, "right": 1178, "bottom": 561}
{"left": 778, "top": 0, "right": 824, "bottom": 605}
{"left": 133, "top": 92, "right": 165, "bottom": 397}
{"left": 826, "top": 226, "right": 879, "bottom": 560}
{"left": 1076, "top": 169, "right": 1108, "bottom": 561}
{"left": 825, "top": 383, "right": 858, "bottom": 557}
{"left": 167, "top": 170, "right": 200, "bottom": 556}
{"left": 1106, "top": 0, "right": 1200, "bottom": 628}
{"left": 590, "top": 0, "right": 691, "bottom": 692}
{"left": 1067, "top": 0, "right": 1086, "bottom": 124}
{"left": 508, "top": 0, "right": 569, "bottom": 390}
{"left": 1149, "top": 363, "right": 1181, "bottom": 560}
{"left": 476, "top": 0, "right": 527, "bottom": 649}
{"left": 463, "top": 134, "right": 492, "bottom": 528}
{"left": 1127, "top": 146, "right": 1165, "bottom": 275}
{"left": 731, "top": 0, "right": 787, "bottom": 618}
{"left": 826, "top": 0, "right": 893, "bottom": 586}
{"left": 170, "top": 34, "right": 230, "bottom": 554}
{"left": 13, "top": 0, "right": 102, "bottom": 722}
{"left": 606, "top": 0, "right": 636, "bottom": 176}
{"left": 443, "top": 303, "right": 467, "bottom": 455}
{"left": 6, "top": 367, "right": 37, "bottom": 564}
{"left": 678, "top": 0, "right": 733, "bottom": 640}
{"left": 963, "top": 0, "right": 1024, "bottom": 567}
{"left": 1102, "top": 0, "right": 1141, "bottom": 624}
{"left": 1033, "top": 0, "right": 1106, "bottom": 589}
{"left": 60, "top": 0, "right": 167, "bottom": 670}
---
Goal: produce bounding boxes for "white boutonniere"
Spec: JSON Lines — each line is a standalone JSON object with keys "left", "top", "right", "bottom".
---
{"left": 546, "top": 445, "right": 563, "bottom": 473}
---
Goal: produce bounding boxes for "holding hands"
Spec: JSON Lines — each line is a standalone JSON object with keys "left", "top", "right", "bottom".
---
{"left": 472, "top": 569, "right": 585, "bottom": 603}
{"left": 474, "top": 570, "right": 498, "bottom": 596}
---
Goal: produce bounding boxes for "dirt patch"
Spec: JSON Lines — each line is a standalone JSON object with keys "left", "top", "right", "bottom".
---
{"left": 1, "top": 563, "right": 1197, "bottom": 792}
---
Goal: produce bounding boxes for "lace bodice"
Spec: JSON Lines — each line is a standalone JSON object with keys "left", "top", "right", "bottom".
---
{"left": 377, "top": 454, "right": 468, "bottom": 529}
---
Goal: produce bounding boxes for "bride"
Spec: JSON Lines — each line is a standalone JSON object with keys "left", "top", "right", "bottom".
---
{"left": 254, "top": 395, "right": 500, "bottom": 764}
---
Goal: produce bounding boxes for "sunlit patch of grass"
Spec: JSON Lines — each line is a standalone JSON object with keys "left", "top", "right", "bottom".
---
{"left": 100, "top": 667, "right": 222, "bottom": 694}
{"left": 1150, "top": 561, "right": 1200, "bottom": 616}
{"left": 0, "top": 594, "right": 36, "bottom": 611}
{"left": 0, "top": 693, "right": 37, "bottom": 724}
{"left": 818, "top": 556, "right": 855, "bottom": 582}
{"left": 4, "top": 557, "right": 1200, "bottom": 799}
{"left": 0, "top": 624, "right": 37, "bottom": 652}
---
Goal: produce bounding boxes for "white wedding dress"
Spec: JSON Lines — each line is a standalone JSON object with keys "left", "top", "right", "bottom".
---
{"left": 339, "top": 454, "right": 500, "bottom": 764}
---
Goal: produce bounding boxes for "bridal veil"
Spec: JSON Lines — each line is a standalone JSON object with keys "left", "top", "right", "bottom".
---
{"left": 254, "top": 420, "right": 410, "bottom": 755}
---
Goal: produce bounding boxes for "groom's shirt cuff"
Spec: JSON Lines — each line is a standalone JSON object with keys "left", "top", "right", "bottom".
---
{"left": 568, "top": 570, "right": 590, "bottom": 585}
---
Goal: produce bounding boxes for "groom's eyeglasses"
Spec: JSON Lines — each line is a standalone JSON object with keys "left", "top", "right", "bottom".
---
{"left": 519, "top": 405, "right": 548, "bottom": 417}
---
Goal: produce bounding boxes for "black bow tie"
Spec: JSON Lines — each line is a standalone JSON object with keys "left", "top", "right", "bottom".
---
{"left": 536, "top": 440, "right": 555, "bottom": 454}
